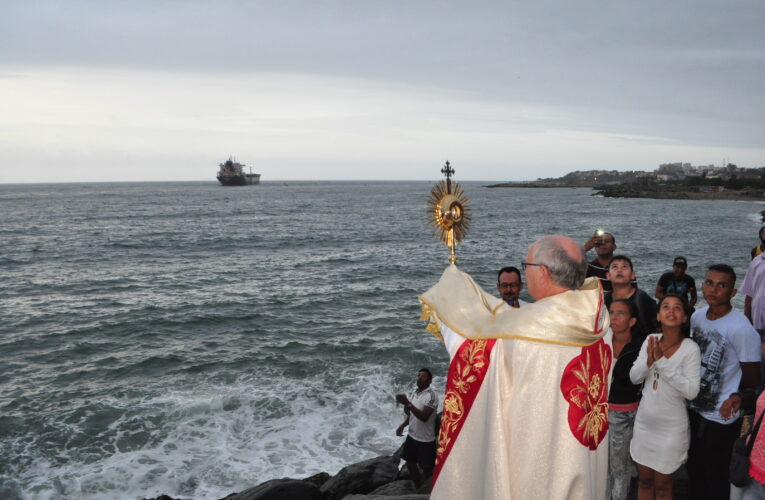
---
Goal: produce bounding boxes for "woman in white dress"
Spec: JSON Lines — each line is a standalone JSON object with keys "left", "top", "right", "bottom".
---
{"left": 630, "top": 294, "right": 701, "bottom": 499}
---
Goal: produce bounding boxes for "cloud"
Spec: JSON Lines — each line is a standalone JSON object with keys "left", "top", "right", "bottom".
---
{"left": 1, "top": 1, "right": 764, "bottom": 181}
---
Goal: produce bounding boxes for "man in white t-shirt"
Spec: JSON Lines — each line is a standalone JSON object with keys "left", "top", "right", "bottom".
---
{"left": 688, "top": 264, "right": 761, "bottom": 500}
{"left": 742, "top": 253, "right": 765, "bottom": 335}
{"left": 395, "top": 368, "right": 439, "bottom": 487}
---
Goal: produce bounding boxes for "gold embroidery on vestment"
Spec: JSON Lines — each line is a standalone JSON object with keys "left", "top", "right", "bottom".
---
{"left": 437, "top": 339, "right": 489, "bottom": 459}
{"left": 567, "top": 341, "right": 610, "bottom": 446}
{"left": 420, "top": 303, "right": 444, "bottom": 343}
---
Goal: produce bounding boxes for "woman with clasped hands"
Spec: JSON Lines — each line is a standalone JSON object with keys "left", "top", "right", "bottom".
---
{"left": 629, "top": 294, "right": 701, "bottom": 499}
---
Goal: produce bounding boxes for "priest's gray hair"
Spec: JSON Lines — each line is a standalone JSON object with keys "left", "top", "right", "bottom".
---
{"left": 531, "top": 236, "right": 587, "bottom": 290}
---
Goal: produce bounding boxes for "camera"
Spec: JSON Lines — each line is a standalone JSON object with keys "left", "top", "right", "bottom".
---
{"left": 593, "top": 229, "right": 606, "bottom": 247}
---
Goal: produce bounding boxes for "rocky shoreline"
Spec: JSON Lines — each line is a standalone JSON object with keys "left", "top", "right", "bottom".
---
{"left": 141, "top": 451, "right": 700, "bottom": 500}
{"left": 593, "top": 185, "right": 765, "bottom": 201}
{"left": 142, "top": 448, "right": 431, "bottom": 500}
{"left": 484, "top": 182, "right": 765, "bottom": 202}
{"left": 484, "top": 182, "right": 573, "bottom": 188}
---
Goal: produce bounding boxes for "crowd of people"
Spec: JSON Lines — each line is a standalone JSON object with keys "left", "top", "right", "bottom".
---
{"left": 587, "top": 230, "right": 764, "bottom": 500}
{"left": 397, "top": 227, "right": 765, "bottom": 499}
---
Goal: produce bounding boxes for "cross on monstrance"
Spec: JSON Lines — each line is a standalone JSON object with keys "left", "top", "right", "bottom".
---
{"left": 428, "top": 161, "right": 470, "bottom": 264}
{"left": 441, "top": 161, "right": 455, "bottom": 193}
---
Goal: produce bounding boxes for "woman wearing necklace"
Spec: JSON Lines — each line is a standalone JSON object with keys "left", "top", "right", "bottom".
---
{"left": 629, "top": 294, "right": 701, "bottom": 500}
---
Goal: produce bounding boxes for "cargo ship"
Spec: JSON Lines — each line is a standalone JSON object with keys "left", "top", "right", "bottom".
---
{"left": 216, "top": 156, "right": 261, "bottom": 186}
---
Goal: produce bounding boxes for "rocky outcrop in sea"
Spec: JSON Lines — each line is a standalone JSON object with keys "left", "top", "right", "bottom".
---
{"left": 593, "top": 184, "right": 765, "bottom": 200}
{"left": 142, "top": 450, "right": 431, "bottom": 500}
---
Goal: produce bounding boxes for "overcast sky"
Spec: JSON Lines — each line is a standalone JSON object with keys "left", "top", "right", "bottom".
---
{"left": 1, "top": 1, "right": 764, "bottom": 182}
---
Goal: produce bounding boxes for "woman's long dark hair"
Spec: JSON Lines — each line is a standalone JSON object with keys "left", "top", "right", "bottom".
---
{"left": 657, "top": 293, "right": 692, "bottom": 338}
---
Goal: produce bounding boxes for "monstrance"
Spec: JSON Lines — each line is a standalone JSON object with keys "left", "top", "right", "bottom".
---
{"left": 427, "top": 161, "right": 471, "bottom": 264}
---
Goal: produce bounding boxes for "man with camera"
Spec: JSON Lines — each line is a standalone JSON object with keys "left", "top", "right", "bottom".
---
{"left": 584, "top": 230, "right": 618, "bottom": 291}
{"left": 395, "top": 368, "right": 439, "bottom": 488}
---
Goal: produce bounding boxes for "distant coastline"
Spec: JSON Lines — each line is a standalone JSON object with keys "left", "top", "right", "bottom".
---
{"left": 484, "top": 182, "right": 765, "bottom": 202}
{"left": 485, "top": 163, "right": 765, "bottom": 202}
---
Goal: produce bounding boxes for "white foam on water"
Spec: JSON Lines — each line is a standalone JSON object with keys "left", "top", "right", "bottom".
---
{"left": 11, "top": 366, "right": 433, "bottom": 500}
{"left": 747, "top": 206, "right": 765, "bottom": 225}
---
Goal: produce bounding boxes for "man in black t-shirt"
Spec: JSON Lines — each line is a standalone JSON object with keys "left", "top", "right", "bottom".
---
{"left": 655, "top": 256, "right": 697, "bottom": 308}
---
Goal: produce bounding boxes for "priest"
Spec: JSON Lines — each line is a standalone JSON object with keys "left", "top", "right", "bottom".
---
{"left": 420, "top": 235, "right": 612, "bottom": 499}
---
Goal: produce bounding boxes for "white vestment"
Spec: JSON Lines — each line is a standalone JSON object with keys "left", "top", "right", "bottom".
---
{"left": 420, "top": 265, "right": 612, "bottom": 500}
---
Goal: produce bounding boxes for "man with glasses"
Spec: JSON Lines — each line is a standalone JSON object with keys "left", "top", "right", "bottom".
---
{"left": 496, "top": 266, "right": 526, "bottom": 308}
{"left": 421, "top": 235, "right": 610, "bottom": 499}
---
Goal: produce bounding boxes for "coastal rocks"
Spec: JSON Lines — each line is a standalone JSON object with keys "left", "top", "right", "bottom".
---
{"left": 393, "top": 469, "right": 432, "bottom": 495}
{"left": 220, "top": 478, "right": 322, "bottom": 500}
{"left": 319, "top": 455, "right": 400, "bottom": 500}
{"left": 367, "top": 479, "right": 417, "bottom": 495}
{"left": 342, "top": 496, "right": 429, "bottom": 500}
{"left": 150, "top": 453, "right": 418, "bottom": 500}
{"left": 303, "top": 471, "right": 332, "bottom": 488}
{"left": 594, "top": 184, "right": 765, "bottom": 200}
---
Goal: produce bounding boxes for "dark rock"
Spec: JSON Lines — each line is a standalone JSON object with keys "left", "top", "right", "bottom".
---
{"left": 319, "top": 455, "right": 400, "bottom": 500}
{"left": 142, "top": 496, "right": 181, "bottom": 500}
{"left": 303, "top": 471, "right": 331, "bottom": 488}
{"left": 341, "top": 495, "right": 429, "bottom": 500}
{"left": 395, "top": 464, "right": 432, "bottom": 493}
{"left": 368, "top": 479, "right": 417, "bottom": 495}
{"left": 415, "top": 479, "right": 432, "bottom": 495}
{"left": 396, "top": 465, "right": 410, "bottom": 481}
{"left": 219, "top": 478, "right": 322, "bottom": 500}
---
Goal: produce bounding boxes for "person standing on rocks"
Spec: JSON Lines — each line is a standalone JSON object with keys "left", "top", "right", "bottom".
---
{"left": 395, "top": 368, "right": 439, "bottom": 488}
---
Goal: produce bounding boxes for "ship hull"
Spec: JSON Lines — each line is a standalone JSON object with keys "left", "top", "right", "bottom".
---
{"left": 217, "top": 174, "right": 247, "bottom": 186}
{"left": 245, "top": 174, "right": 261, "bottom": 185}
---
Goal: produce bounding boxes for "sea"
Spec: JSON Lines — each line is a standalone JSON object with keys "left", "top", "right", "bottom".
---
{"left": 0, "top": 180, "right": 762, "bottom": 500}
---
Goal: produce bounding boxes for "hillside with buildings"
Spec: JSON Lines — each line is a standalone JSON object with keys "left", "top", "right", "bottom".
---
{"left": 486, "top": 162, "right": 765, "bottom": 200}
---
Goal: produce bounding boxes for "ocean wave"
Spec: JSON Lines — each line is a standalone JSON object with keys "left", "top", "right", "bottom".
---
{"left": 1, "top": 367, "right": 414, "bottom": 500}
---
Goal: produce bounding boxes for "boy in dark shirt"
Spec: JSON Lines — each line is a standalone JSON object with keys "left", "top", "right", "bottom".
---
{"left": 605, "top": 255, "right": 658, "bottom": 338}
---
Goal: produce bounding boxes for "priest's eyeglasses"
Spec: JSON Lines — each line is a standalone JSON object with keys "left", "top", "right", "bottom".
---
{"left": 521, "top": 261, "right": 545, "bottom": 272}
